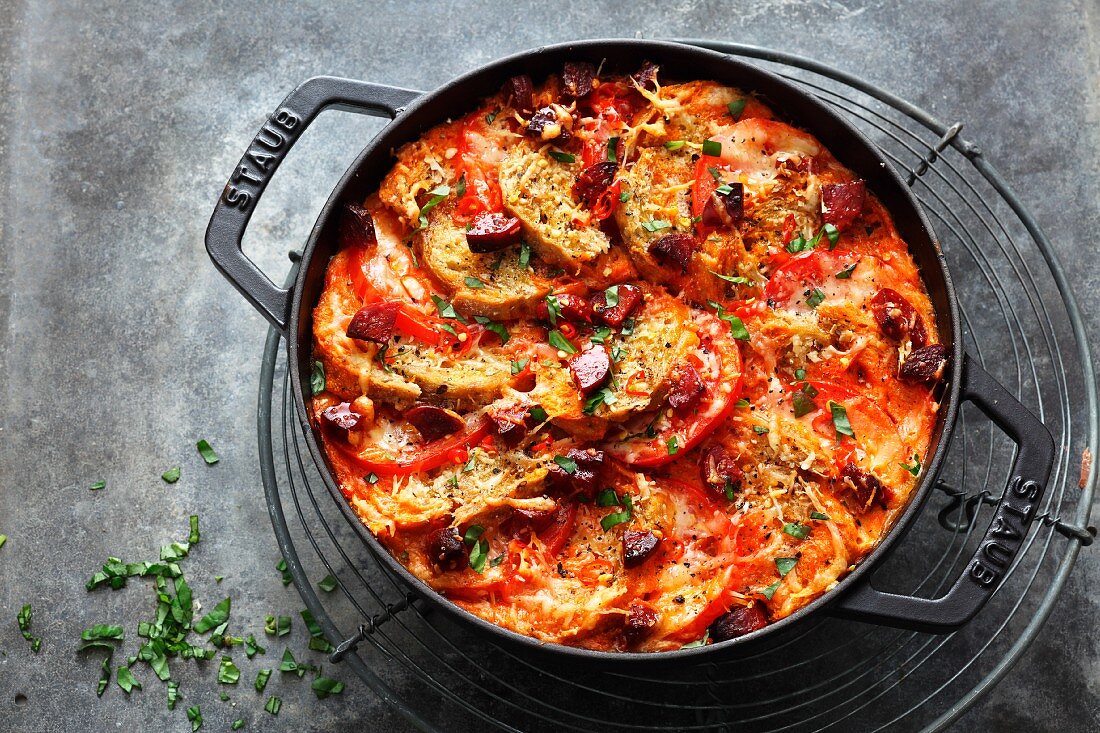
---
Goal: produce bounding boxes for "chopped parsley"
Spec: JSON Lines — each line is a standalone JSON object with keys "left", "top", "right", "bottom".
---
{"left": 836, "top": 262, "right": 858, "bottom": 279}
{"left": 583, "top": 386, "right": 616, "bottom": 415}
{"left": 709, "top": 270, "right": 750, "bottom": 285}
{"left": 727, "top": 99, "right": 747, "bottom": 120}
{"left": 663, "top": 140, "right": 687, "bottom": 151}
{"left": 553, "top": 455, "right": 578, "bottom": 474}
{"left": 519, "top": 240, "right": 532, "bottom": 269}
{"left": 310, "top": 360, "right": 326, "bottom": 395}
{"left": 276, "top": 558, "right": 292, "bottom": 586}
{"left": 196, "top": 439, "right": 219, "bottom": 465}
{"left": 823, "top": 223, "right": 840, "bottom": 249}
{"left": 828, "top": 401, "right": 856, "bottom": 441}
{"left": 596, "top": 488, "right": 620, "bottom": 507}
{"left": 474, "top": 315, "right": 510, "bottom": 344}
{"left": 0, "top": 534, "right": 6, "bottom": 550}
{"left": 604, "top": 284, "right": 620, "bottom": 307}
{"left": 17, "top": 604, "right": 41, "bottom": 652}
{"left": 548, "top": 149, "right": 575, "bottom": 164}
{"left": 245, "top": 634, "right": 266, "bottom": 658}
{"left": 161, "top": 467, "right": 181, "bottom": 484}
{"left": 666, "top": 435, "right": 680, "bottom": 455}
{"left": 312, "top": 677, "right": 346, "bottom": 699}
{"left": 806, "top": 288, "right": 825, "bottom": 308}
{"left": 548, "top": 329, "right": 576, "bottom": 354}
{"left": 186, "top": 705, "right": 202, "bottom": 731}
{"left": 90, "top": 480, "right": 106, "bottom": 491}
{"left": 467, "top": 527, "right": 489, "bottom": 574}
{"left": 775, "top": 556, "right": 798, "bottom": 577}
{"left": 719, "top": 313, "right": 751, "bottom": 341}
{"left": 621, "top": 317, "right": 636, "bottom": 336}
{"left": 810, "top": 511, "right": 831, "bottom": 521}
{"left": 218, "top": 655, "right": 241, "bottom": 684}
{"left": 641, "top": 219, "right": 672, "bottom": 232}
{"left": 455, "top": 172, "right": 467, "bottom": 197}
{"left": 510, "top": 358, "right": 529, "bottom": 375}
{"left": 701, "top": 139, "right": 723, "bottom": 157}
{"left": 464, "top": 275, "right": 486, "bottom": 289}
{"left": 782, "top": 522, "right": 811, "bottom": 540}
{"left": 900, "top": 453, "right": 922, "bottom": 476}
{"left": 264, "top": 696, "right": 282, "bottom": 715}
{"left": 787, "top": 235, "right": 809, "bottom": 253}
{"left": 600, "top": 494, "right": 633, "bottom": 531}
{"left": 607, "top": 136, "right": 619, "bottom": 162}
{"left": 415, "top": 184, "right": 450, "bottom": 230}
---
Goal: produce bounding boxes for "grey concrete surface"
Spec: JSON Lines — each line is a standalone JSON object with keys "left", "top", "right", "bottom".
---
{"left": 0, "top": 0, "right": 1097, "bottom": 731}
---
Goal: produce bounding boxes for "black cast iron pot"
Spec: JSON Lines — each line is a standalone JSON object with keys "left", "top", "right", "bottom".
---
{"left": 206, "top": 39, "right": 1054, "bottom": 665}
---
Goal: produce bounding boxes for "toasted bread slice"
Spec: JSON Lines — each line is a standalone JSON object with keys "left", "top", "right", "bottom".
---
{"left": 386, "top": 339, "right": 512, "bottom": 410}
{"left": 615, "top": 147, "right": 741, "bottom": 303}
{"left": 528, "top": 349, "right": 610, "bottom": 441}
{"left": 417, "top": 213, "right": 550, "bottom": 320}
{"left": 499, "top": 144, "right": 611, "bottom": 269}
{"left": 596, "top": 288, "right": 699, "bottom": 420}
{"left": 378, "top": 134, "right": 452, "bottom": 227}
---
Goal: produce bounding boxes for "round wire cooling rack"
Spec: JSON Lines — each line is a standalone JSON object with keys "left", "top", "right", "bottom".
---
{"left": 255, "top": 42, "right": 1097, "bottom": 732}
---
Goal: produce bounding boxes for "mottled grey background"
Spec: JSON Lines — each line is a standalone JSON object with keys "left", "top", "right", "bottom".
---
{"left": 0, "top": 1, "right": 1097, "bottom": 731}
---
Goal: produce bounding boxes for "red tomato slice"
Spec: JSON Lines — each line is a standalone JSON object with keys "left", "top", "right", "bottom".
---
{"left": 604, "top": 311, "right": 743, "bottom": 466}
{"left": 691, "top": 156, "right": 723, "bottom": 220}
{"left": 330, "top": 418, "right": 490, "bottom": 477}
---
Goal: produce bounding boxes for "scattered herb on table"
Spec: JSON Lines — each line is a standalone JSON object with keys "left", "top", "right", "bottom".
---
{"left": 196, "top": 439, "right": 219, "bottom": 465}
{"left": 17, "top": 604, "right": 41, "bottom": 652}
{"left": 161, "top": 467, "right": 181, "bottom": 484}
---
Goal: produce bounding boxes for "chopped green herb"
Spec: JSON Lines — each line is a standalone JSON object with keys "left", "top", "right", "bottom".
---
{"left": 463, "top": 525, "right": 485, "bottom": 545}
{"left": 455, "top": 172, "right": 467, "bottom": 197}
{"left": 553, "top": 455, "right": 578, "bottom": 474}
{"left": 724, "top": 479, "right": 737, "bottom": 501}
{"left": 193, "top": 598, "right": 231, "bottom": 634}
{"left": 489, "top": 555, "right": 505, "bottom": 568}
{"left": 196, "top": 440, "right": 219, "bottom": 465}
{"left": 641, "top": 219, "right": 672, "bottom": 232}
{"left": 794, "top": 368, "right": 807, "bottom": 380}
{"left": 595, "top": 488, "right": 619, "bottom": 507}
{"left": 430, "top": 294, "right": 466, "bottom": 322}
{"left": 116, "top": 666, "right": 141, "bottom": 694}
{"left": 0, "top": 534, "right": 6, "bottom": 550}
{"left": 528, "top": 406, "right": 549, "bottom": 423}
{"left": 787, "top": 235, "right": 808, "bottom": 253}
{"left": 619, "top": 191, "right": 630, "bottom": 203}
{"left": 782, "top": 522, "right": 811, "bottom": 540}
{"left": 518, "top": 240, "right": 531, "bottom": 269}
{"left": 590, "top": 326, "right": 613, "bottom": 344}
{"left": 836, "top": 262, "right": 858, "bottom": 279}
{"left": 806, "top": 288, "right": 825, "bottom": 308}
{"left": 600, "top": 494, "right": 633, "bottom": 531}
{"left": 255, "top": 669, "right": 272, "bottom": 693}
{"left": 276, "top": 558, "right": 292, "bottom": 586}
{"left": 775, "top": 557, "right": 798, "bottom": 577}
{"left": 161, "top": 466, "right": 181, "bottom": 484}
{"left": 583, "top": 386, "right": 616, "bottom": 415}
{"left": 473, "top": 315, "right": 510, "bottom": 344}
{"left": 663, "top": 140, "right": 687, "bottom": 151}
{"left": 279, "top": 647, "right": 300, "bottom": 675}
{"left": 548, "top": 329, "right": 577, "bottom": 354}
{"left": 810, "top": 511, "right": 831, "bottom": 521}
{"left": 607, "top": 136, "right": 619, "bottom": 162}
{"left": 187, "top": 705, "right": 203, "bottom": 731}
{"left": 709, "top": 269, "right": 750, "bottom": 284}
{"left": 620, "top": 317, "right": 636, "bottom": 336}
{"left": 735, "top": 398, "right": 750, "bottom": 408}
{"left": 610, "top": 345, "right": 625, "bottom": 362}
{"left": 544, "top": 294, "right": 563, "bottom": 325}
{"left": 485, "top": 109, "right": 499, "bottom": 125}
{"left": 81, "top": 624, "right": 124, "bottom": 642}
{"left": 166, "top": 678, "right": 179, "bottom": 708}
{"left": 548, "top": 150, "right": 575, "bottom": 164}
{"left": 828, "top": 401, "right": 856, "bottom": 441}
{"left": 309, "top": 636, "right": 335, "bottom": 653}
{"left": 312, "top": 676, "right": 346, "bottom": 699}
{"left": 469, "top": 537, "right": 489, "bottom": 573}
{"left": 824, "top": 223, "right": 840, "bottom": 249}
{"left": 666, "top": 435, "right": 679, "bottom": 455}
{"left": 244, "top": 634, "right": 265, "bottom": 659}
{"left": 753, "top": 425, "right": 769, "bottom": 435}
{"left": 707, "top": 166, "right": 723, "bottom": 181}
{"left": 792, "top": 389, "right": 817, "bottom": 418}
{"left": 510, "top": 358, "right": 529, "bottom": 375}
{"left": 727, "top": 99, "right": 747, "bottom": 120}
{"left": 90, "top": 480, "right": 106, "bottom": 491}
{"left": 366, "top": 472, "right": 379, "bottom": 485}
{"left": 218, "top": 656, "right": 240, "bottom": 685}
{"left": 160, "top": 541, "right": 190, "bottom": 562}
{"left": 415, "top": 184, "right": 450, "bottom": 230}
{"left": 760, "top": 580, "right": 782, "bottom": 600}
{"left": 311, "top": 360, "right": 325, "bottom": 395}
{"left": 464, "top": 276, "right": 486, "bottom": 289}
{"left": 264, "top": 696, "right": 282, "bottom": 716}
{"left": 231, "top": 720, "right": 244, "bottom": 731}
{"left": 701, "top": 139, "right": 723, "bottom": 157}
{"left": 603, "top": 284, "right": 620, "bottom": 308}
{"left": 719, "top": 312, "right": 751, "bottom": 341}
{"left": 900, "top": 453, "right": 922, "bottom": 476}
{"left": 17, "top": 604, "right": 41, "bottom": 652}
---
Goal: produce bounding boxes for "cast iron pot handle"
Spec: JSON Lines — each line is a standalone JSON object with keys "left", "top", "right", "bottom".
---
{"left": 205, "top": 76, "right": 422, "bottom": 331}
{"left": 831, "top": 353, "right": 1054, "bottom": 632}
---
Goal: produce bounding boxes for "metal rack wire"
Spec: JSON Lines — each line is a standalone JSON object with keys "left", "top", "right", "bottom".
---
{"left": 256, "top": 42, "right": 1097, "bottom": 732}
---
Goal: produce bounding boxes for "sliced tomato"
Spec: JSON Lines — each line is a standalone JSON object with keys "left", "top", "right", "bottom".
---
{"left": 331, "top": 418, "right": 491, "bottom": 477}
{"left": 691, "top": 156, "right": 724, "bottom": 221}
{"left": 535, "top": 502, "right": 577, "bottom": 558}
{"left": 605, "top": 311, "right": 744, "bottom": 467}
